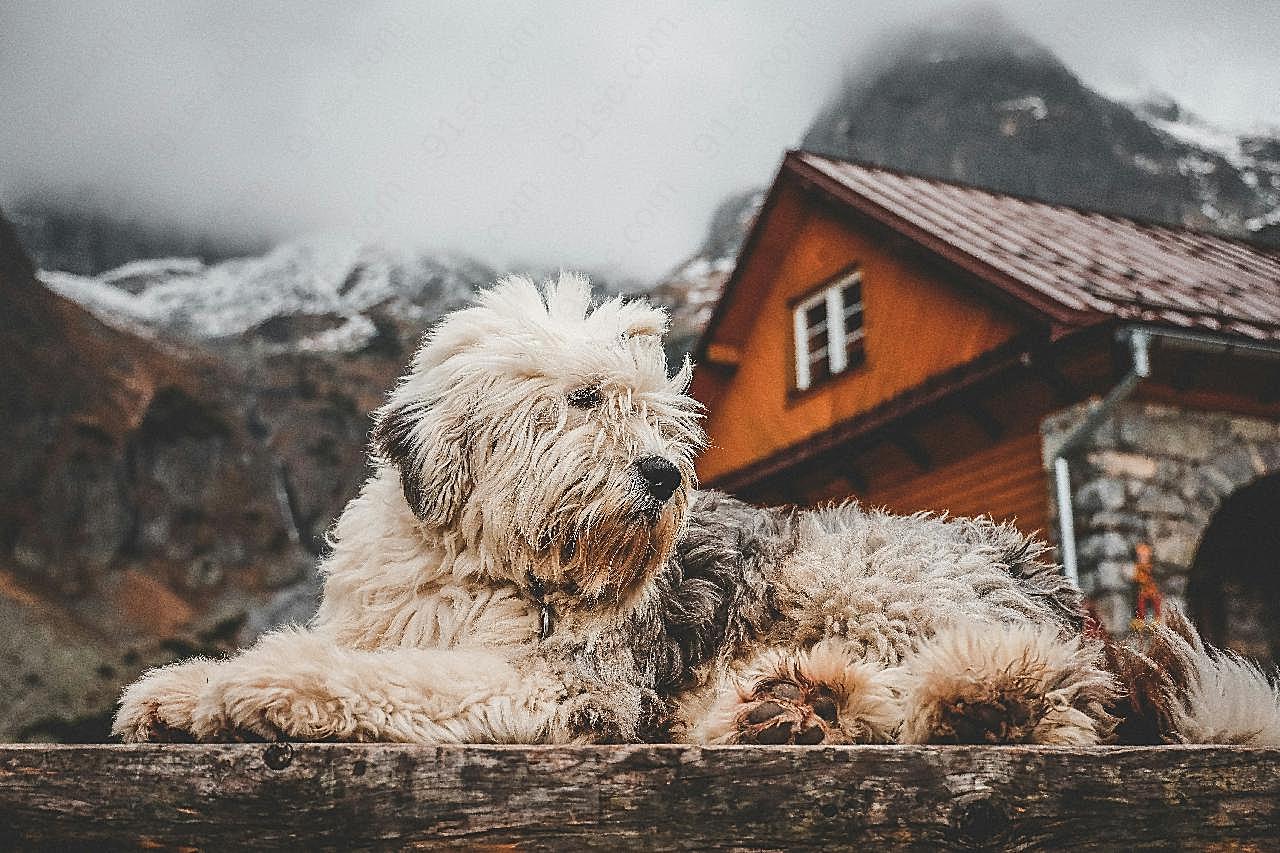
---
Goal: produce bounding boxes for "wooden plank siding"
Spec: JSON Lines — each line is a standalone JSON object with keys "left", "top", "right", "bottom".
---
{"left": 696, "top": 190, "right": 1026, "bottom": 486}
{"left": 865, "top": 430, "right": 1053, "bottom": 539}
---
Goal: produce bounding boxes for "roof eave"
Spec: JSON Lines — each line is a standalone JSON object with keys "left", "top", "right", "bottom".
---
{"left": 786, "top": 151, "right": 1106, "bottom": 331}
{"left": 702, "top": 335, "right": 1043, "bottom": 494}
{"left": 693, "top": 151, "right": 1113, "bottom": 366}
{"left": 691, "top": 160, "right": 793, "bottom": 364}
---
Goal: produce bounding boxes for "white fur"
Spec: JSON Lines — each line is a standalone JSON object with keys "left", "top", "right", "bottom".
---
{"left": 113, "top": 272, "right": 1280, "bottom": 748}
{"left": 1181, "top": 652, "right": 1280, "bottom": 746}
{"left": 115, "top": 273, "right": 703, "bottom": 744}
{"left": 1132, "top": 609, "right": 1280, "bottom": 746}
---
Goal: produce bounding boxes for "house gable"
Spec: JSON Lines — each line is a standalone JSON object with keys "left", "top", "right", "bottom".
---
{"left": 695, "top": 178, "right": 1030, "bottom": 486}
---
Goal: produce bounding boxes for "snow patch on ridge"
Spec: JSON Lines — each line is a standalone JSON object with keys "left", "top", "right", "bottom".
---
{"left": 40, "top": 237, "right": 491, "bottom": 351}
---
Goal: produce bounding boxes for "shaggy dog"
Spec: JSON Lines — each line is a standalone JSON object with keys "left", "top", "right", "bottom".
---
{"left": 115, "top": 274, "right": 1280, "bottom": 747}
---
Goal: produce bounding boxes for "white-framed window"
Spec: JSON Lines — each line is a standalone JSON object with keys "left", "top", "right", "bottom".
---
{"left": 792, "top": 269, "right": 865, "bottom": 391}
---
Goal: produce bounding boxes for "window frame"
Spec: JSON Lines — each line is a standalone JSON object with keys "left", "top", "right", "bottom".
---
{"left": 790, "top": 267, "right": 865, "bottom": 393}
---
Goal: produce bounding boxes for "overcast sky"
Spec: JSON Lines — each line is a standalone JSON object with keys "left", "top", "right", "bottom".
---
{"left": 2, "top": 1, "right": 1278, "bottom": 278}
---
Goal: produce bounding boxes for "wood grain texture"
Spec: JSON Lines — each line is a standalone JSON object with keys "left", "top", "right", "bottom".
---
{"left": 867, "top": 429, "right": 1052, "bottom": 539}
{"left": 694, "top": 185, "right": 1024, "bottom": 485}
{"left": 1, "top": 745, "right": 1277, "bottom": 851}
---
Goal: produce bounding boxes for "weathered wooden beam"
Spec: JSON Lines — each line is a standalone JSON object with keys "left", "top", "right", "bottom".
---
{"left": 1025, "top": 349, "right": 1080, "bottom": 404}
{"left": 966, "top": 400, "right": 1005, "bottom": 441}
{"left": 703, "top": 342, "right": 742, "bottom": 368}
{"left": 0, "top": 745, "right": 1276, "bottom": 850}
{"left": 841, "top": 461, "right": 869, "bottom": 493}
{"left": 891, "top": 431, "right": 933, "bottom": 471}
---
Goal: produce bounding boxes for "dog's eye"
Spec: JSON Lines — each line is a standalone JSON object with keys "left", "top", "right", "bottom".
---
{"left": 567, "top": 386, "right": 604, "bottom": 409}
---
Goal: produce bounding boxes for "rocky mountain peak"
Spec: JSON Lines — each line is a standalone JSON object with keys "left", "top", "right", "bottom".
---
{"left": 1, "top": 206, "right": 327, "bottom": 741}
{"left": 800, "top": 22, "right": 1279, "bottom": 240}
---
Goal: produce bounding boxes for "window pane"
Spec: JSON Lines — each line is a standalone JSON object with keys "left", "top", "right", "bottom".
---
{"left": 792, "top": 305, "right": 810, "bottom": 390}
{"left": 805, "top": 301, "right": 827, "bottom": 328}
{"left": 845, "top": 335, "right": 864, "bottom": 364}
{"left": 810, "top": 353, "right": 832, "bottom": 383}
{"left": 841, "top": 279, "right": 861, "bottom": 306}
{"left": 795, "top": 276, "right": 862, "bottom": 390}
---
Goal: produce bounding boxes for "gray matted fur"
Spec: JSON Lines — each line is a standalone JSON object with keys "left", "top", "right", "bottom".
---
{"left": 114, "top": 274, "right": 1280, "bottom": 747}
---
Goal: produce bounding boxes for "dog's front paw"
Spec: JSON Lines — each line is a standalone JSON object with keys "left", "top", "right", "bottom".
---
{"left": 895, "top": 621, "right": 1117, "bottom": 745}
{"left": 195, "top": 677, "right": 349, "bottom": 743}
{"left": 692, "top": 641, "right": 899, "bottom": 745}
{"left": 735, "top": 676, "right": 836, "bottom": 744}
{"left": 112, "top": 658, "right": 218, "bottom": 743}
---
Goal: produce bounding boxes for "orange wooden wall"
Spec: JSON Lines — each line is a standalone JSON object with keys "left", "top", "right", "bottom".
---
{"left": 695, "top": 188, "right": 1026, "bottom": 485}
{"left": 864, "top": 430, "right": 1052, "bottom": 538}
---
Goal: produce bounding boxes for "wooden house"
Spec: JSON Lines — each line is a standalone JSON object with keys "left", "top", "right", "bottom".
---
{"left": 691, "top": 151, "right": 1280, "bottom": 654}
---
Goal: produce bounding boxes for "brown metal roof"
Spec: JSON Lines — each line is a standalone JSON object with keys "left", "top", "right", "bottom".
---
{"left": 793, "top": 151, "right": 1280, "bottom": 341}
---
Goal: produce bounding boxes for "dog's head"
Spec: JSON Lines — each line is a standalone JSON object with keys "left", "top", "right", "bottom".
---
{"left": 372, "top": 272, "right": 704, "bottom": 604}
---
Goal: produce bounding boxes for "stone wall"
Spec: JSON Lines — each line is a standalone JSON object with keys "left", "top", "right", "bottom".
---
{"left": 1042, "top": 400, "right": 1280, "bottom": 637}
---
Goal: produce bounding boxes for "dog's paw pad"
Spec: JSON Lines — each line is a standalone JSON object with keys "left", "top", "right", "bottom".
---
{"left": 734, "top": 679, "right": 835, "bottom": 745}
{"left": 744, "top": 700, "right": 787, "bottom": 725}
{"left": 931, "top": 694, "right": 1040, "bottom": 744}
{"left": 145, "top": 716, "right": 199, "bottom": 743}
{"left": 122, "top": 703, "right": 197, "bottom": 743}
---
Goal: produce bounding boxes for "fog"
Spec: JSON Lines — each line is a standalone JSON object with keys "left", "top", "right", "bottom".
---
{"left": 2, "top": 1, "right": 1277, "bottom": 277}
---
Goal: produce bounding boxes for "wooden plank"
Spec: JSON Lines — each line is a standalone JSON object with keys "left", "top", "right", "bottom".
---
{"left": 867, "top": 429, "right": 1052, "bottom": 537}
{"left": 0, "top": 745, "right": 1277, "bottom": 850}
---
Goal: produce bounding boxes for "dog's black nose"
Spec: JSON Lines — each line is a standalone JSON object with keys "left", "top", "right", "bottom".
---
{"left": 636, "top": 456, "right": 681, "bottom": 503}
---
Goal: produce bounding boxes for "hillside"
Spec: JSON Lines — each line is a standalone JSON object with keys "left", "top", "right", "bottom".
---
{"left": 801, "top": 21, "right": 1280, "bottom": 241}
{"left": 0, "top": 209, "right": 348, "bottom": 740}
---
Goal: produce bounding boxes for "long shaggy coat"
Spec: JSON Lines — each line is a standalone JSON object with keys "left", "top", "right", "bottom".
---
{"left": 114, "top": 274, "right": 1280, "bottom": 747}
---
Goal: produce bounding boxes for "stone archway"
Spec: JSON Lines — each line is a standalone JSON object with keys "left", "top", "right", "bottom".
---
{"left": 1048, "top": 401, "right": 1280, "bottom": 636}
{"left": 1186, "top": 472, "right": 1280, "bottom": 665}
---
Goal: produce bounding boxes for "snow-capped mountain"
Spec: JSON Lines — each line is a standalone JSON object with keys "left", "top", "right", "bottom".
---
{"left": 1128, "top": 95, "right": 1280, "bottom": 238}
{"left": 40, "top": 239, "right": 496, "bottom": 354}
{"left": 34, "top": 21, "right": 1280, "bottom": 364}
{"left": 800, "top": 19, "right": 1280, "bottom": 246}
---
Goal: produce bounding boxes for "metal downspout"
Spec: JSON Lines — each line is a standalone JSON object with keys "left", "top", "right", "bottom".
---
{"left": 1053, "top": 329, "right": 1152, "bottom": 586}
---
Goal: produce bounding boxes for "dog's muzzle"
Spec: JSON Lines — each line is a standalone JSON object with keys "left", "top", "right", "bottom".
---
{"left": 635, "top": 456, "right": 680, "bottom": 504}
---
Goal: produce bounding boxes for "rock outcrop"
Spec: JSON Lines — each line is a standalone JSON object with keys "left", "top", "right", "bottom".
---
{"left": 0, "top": 209, "right": 324, "bottom": 740}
